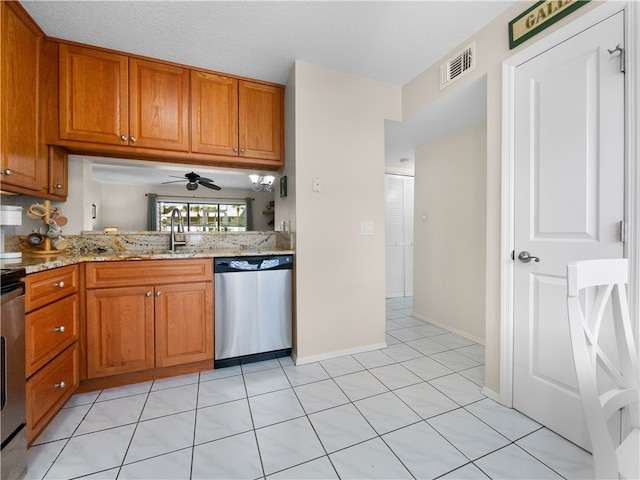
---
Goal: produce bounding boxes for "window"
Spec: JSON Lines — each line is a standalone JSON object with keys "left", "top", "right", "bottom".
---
{"left": 156, "top": 198, "right": 247, "bottom": 232}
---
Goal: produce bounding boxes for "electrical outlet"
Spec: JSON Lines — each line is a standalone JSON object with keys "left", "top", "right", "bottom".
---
{"left": 313, "top": 176, "right": 322, "bottom": 192}
{"left": 360, "top": 220, "right": 374, "bottom": 235}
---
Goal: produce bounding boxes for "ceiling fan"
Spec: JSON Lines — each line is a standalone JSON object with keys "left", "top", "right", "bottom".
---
{"left": 162, "top": 171, "right": 221, "bottom": 191}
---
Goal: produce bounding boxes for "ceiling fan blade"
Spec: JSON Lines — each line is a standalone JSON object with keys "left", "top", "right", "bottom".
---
{"left": 161, "top": 179, "right": 187, "bottom": 184}
{"left": 169, "top": 175, "right": 188, "bottom": 179}
{"left": 199, "top": 181, "right": 221, "bottom": 190}
{"left": 196, "top": 176, "right": 214, "bottom": 183}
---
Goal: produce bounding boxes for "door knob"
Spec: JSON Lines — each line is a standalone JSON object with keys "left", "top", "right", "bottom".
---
{"left": 518, "top": 251, "right": 540, "bottom": 263}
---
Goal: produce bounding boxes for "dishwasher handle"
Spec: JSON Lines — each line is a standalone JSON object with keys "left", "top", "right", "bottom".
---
{"left": 214, "top": 256, "right": 293, "bottom": 273}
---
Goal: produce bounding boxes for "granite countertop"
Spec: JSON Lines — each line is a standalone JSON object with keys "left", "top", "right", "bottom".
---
{"left": 3, "top": 249, "right": 295, "bottom": 275}
{"left": 2, "top": 231, "right": 295, "bottom": 274}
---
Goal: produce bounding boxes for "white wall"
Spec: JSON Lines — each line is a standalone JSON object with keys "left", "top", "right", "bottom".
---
{"left": 413, "top": 123, "right": 487, "bottom": 342}
{"left": 289, "top": 61, "right": 401, "bottom": 362}
{"left": 274, "top": 66, "right": 297, "bottom": 234}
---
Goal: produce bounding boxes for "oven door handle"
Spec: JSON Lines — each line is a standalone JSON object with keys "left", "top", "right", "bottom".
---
{"left": 1, "top": 336, "right": 6, "bottom": 411}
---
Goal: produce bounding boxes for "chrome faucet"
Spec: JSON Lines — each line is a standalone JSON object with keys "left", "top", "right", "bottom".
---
{"left": 170, "top": 208, "right": 186, "bottom": 252}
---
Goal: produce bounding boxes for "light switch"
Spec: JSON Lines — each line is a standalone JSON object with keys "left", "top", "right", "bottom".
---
{"left": 360, "top": 220, "right": 374, "bottom": 235}
{"left": 312, "top": 176, "right": 322, "bottom": 192}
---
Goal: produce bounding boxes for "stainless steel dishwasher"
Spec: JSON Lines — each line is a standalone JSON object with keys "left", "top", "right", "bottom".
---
{"left": 214, "top": 255, "right": 292, "bottom": 366}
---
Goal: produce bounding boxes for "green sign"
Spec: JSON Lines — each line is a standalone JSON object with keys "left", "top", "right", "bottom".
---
{"left": 509, "top": 0, "right": 590, "bottom": 49}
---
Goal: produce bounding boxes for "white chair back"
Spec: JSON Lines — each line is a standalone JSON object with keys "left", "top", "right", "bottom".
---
{"left": 567, "top": 259, "right": 639, "bottom": 479}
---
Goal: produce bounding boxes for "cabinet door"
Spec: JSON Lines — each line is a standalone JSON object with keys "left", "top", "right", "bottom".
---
{"left": 155, "top": 282, "right": 213, "bottom": 367}
{"left": 129, "top": 59, "right": 189, "bottom": 151}
{"left": 239, "top": 81, "right": 283, "bottom": 163}
{"left": 0, "top": 1, "right": 47, "bottom": 193}
{"left": 59, "top": 44, "right": 129, "bottom": 145}
{"left": 86, "top": 286, "right": 154, "bottom": 378}
{"left": 191, "top": 71, "right": 238, "bottom": 156}
{"left": 48, "top": 146, "right": 68, "bottom": 199}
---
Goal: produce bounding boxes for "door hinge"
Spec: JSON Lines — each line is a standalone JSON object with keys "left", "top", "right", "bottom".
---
{"left": 619, "top": 220, "right": 626, "bottom": 243}
{"left": 608, "top": 44, "right": 625, "bottom": 73}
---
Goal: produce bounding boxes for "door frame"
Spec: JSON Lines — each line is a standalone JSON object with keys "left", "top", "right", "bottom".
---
{"left": 499, "top": 1, "right": 640, "bottom": 407}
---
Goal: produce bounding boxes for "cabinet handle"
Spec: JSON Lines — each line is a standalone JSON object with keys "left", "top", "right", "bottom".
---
{"left": 130, "top": 136, "right": 136, "bottom": 143}
{"left": 240, "top": 148, "right": 245, "bottom": 153}
{"left": 54, "top": 183, "right": 63, "bottom": 189}
{"left": 53, "top": 281, "right": 65, "bottom": 288}
{"left": 120, "top": 135, "right": 127, "bottom": 141}
{"left": 54, "top": 325, "right": 65, "bottom": 333}
{"left": 4, "top": 169, "right": 12, "bottom": 176}
{"left": 146, "top": 291, "right": 152, "bottom": 297}
{"left": 233, "top": 147, "right": 238, "bottom": 153}
{"left": 54, "top": 381, "right": 66, "bottom": 389}
{"left": 156, "top": 291, "right": 161, "bottom": 297}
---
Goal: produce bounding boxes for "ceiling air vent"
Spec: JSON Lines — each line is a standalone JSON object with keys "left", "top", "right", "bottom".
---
{"left": 440, "top": 42, "right": 475, "bottom": 89}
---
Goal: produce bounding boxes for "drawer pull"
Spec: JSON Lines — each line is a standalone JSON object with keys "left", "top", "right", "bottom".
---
{"left": 156, "top": 291, "right": 162, "bottom": 297}
{"left": 54, "top": 381, "right": 66, "bottom": 389}
{"left": 146, "top": 291, "right": 152, "bottom": 297}
{"left": 53, "top": 281, "right": 65, "bottom": 288}
{"left": 54, "top": 325, "right": 65, "bottom": 333}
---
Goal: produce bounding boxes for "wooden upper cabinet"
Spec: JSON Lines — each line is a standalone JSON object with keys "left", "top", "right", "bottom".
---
{"left": 55, "top": 40, "right": 283, "bottom": 168}
{"left": 239, "top": 81, "right": 283, "bottom": 163}
{"left": 48, "top": 146, "right": 68, "bottom": 198}
{"left": 191, "top": 71, "right": 238, "bottom": 156}
{"left": 59, "top": 44, "right": 129, "bottom": 145}
{"left": 59, "top": 46, "right": 190, "bottom": 151}
{"left": 129, "top": 59, "right": 189, "bottom": 151}
{"left": 192, "top": 74, "right": 284, "bottom": 164}
{"left": 0, "top": 1, "right": 48, "bottom": 194}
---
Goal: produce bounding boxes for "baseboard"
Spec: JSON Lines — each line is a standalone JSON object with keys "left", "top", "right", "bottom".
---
{"left": 411, "top": 312, "right": 486, "bottom": 346}
{"left": 294, "top": 342, "right": 388, "bottom": 365}
{"left": 482, "top": 386, "right": 502, "bottom": 404}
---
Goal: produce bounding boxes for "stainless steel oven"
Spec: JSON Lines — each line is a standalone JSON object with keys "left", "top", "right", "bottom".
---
{"left": 1, "top": 267, "right": 27, "bottom": 480}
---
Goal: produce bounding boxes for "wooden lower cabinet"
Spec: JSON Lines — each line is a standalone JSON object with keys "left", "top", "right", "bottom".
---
{"left": 86, "top": 285, "right": 155, "bottom": 378}
{"left": 155, "top": 282, "right": 213, "bottom": 367}
{"left": 84, "top": 259, "right": 214, "bottom": 380}
{"left": 26, "top": 343, "right": 79, "bottom": 442}
{"left": 24, "top": 264, "right": 80, "bottom": 444}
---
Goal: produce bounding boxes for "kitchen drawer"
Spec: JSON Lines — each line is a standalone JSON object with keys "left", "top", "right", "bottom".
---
{"left": 26, "top": 342, "right": 79, "bottom": 443}
{"left": 26, "top": 294, "right": 79, "bottom": 377}
{"left": 85, "top": 258, "right": 213, "bottom": 288}
{"left": 25, "top": 265, "right": 78, "bottom": 312}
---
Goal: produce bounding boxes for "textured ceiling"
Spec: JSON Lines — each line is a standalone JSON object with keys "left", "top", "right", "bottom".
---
{"left": 22, "top": 0, "right": 515, "bottom": 185}
{"left": 22, "top": 0, "right": 514, "bottom": 86}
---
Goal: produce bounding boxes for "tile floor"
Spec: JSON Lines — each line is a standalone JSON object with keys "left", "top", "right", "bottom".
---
{"left": 26, "top": 297, "right": 594, "bottom": 479}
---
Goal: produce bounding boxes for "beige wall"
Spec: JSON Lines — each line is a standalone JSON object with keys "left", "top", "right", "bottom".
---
{"left": 289, "top": 61, "right": 401, "bottom": 362}
{"left": 403, "top": 0, "right": 604, "bottom": 394}
{"left": 413, "top": 123, "right": 487, "bottom": 342}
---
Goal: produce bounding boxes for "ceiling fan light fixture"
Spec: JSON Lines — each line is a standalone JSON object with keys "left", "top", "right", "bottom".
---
{"left": 250, "top": 175, "right": 275, "bottom": 192}
{"left": 162, "top": 171, "right": 221, "bottom": 191}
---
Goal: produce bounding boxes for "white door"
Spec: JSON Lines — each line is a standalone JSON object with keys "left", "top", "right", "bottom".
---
{"left": 385, "top": 174, "right": 414, "bottom": 298}
{"left": 512, "top": 12, "right": 625, "bottom": 450}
